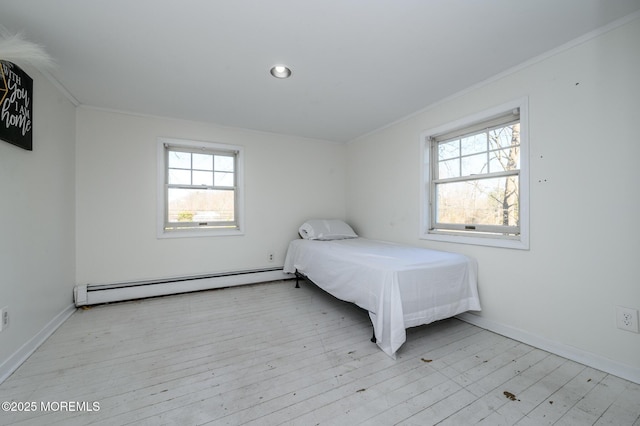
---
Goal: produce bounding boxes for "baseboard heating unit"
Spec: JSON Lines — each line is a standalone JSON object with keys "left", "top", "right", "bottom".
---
{"left": 74, "top": 268, "right": 290, "bottom": 307}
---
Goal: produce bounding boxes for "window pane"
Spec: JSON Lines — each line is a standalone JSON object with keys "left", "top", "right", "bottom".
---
{"left": 438, "top": 140, "right": 459, "bottom": 161}
{"left": 193, "top": 153, "right": 213, "bottom": 171}
{"left": 192, "top": 170, "right": 213, "bottom": 186}
{"left": 214, "top": 171, "right": 234, "bottom": 187}
{"left": 490, "top": 125, "right": 517, "bottom": 149}
{"left": 168, "top": 169, "right": 191, "bottom": 185}
{"left": 439, "top": 159, "right": 459, "bottom": 179}
{"left": 168, "top": 188, "right": 235, "bottom": 223}
{"left": 215, "top": 155, "right": 234, "bottom": 172}
{"left": 436, "top": 176, "right": 519, "bottom": 227}
{"left": 489, "top": 148, "right": 520, "bottom": 173}
{"left": 461, "top": 153, "right": 488, "bottom": 176}
{"left": 168, "top": 151, "right": 191, "bottom": 169}
{"left": 461, "top": 133, "right": 486, "bottom": 156}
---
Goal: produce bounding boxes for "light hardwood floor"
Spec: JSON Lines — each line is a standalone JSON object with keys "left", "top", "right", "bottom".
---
{"left": 1, "top": 280, "right": 638, "bottom": 425}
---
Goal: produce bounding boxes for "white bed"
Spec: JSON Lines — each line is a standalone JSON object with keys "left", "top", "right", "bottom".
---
{"left": 283, "top": 221, "right": 481, "bottom": 357}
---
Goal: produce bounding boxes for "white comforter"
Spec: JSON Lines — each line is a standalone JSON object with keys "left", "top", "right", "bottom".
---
{"left": 283, "top": 238, "right": 481, "bottom": 357}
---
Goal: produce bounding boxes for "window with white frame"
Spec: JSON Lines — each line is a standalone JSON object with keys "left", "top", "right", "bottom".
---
{"left": 157, "top": 138, "right": 244, "bottom": 237}
{"left": 421, "top": 98, "right": 529, "bottom": 249}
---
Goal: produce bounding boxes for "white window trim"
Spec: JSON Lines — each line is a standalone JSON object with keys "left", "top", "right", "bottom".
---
{"left": 157, "top": 137, "right": 245, "bottom": 239}
{"left": 420, "top": 97, "right": 529, "bottom": 250}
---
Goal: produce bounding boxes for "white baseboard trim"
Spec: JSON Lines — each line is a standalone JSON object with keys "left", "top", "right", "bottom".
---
{"left": 0, "top": 303, "right": 76, "bottom": 385}
{"left": 456, "top": 312, "right": 640, "bottom": 385}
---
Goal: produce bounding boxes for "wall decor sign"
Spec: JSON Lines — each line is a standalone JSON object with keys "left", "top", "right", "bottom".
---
{"left": 0, "top": 60, "right": 33, "bottom": 151}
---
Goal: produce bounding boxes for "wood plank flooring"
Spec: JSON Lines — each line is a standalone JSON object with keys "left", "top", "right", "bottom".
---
{"left": 1, "top": 280, "right": 638, "bottom": 425}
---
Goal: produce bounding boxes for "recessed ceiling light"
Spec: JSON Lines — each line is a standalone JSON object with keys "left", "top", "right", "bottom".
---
{"left": 270, "top": 64, "right": 292, "bottom": 79}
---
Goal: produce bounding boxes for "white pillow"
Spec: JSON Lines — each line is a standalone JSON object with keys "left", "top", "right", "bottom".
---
{"left": 298, "top": 219, "right": 358, "bottom": 240}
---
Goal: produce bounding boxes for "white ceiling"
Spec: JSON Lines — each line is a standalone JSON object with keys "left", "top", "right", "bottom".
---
{"left": 1, "top": 0, "right": 639, "bottom": 142}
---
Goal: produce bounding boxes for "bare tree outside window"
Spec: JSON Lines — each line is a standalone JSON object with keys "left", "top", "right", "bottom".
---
{"left": 432, "top": 119, "right": 520, "bottom": 236}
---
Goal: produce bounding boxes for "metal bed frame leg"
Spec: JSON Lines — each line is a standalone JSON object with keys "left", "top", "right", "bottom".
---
{"left": 294, "top": 269, "right": 377, "bottom": 344}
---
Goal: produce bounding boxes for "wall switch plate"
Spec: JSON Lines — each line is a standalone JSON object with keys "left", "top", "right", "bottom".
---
{"left": 616, "top": 306, "right": 639, "bottom": 333}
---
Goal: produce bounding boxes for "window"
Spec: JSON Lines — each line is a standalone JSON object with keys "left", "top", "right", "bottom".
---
{"left": 421, "top": 98, "right": 529, "bottom": 249}
{"left": 157, "top": 138, "right": 244, "bottom": 238}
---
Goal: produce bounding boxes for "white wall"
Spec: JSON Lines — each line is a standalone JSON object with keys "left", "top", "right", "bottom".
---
{"left": 75, "top": 108, "right": 346, "bottom": 284}
{"left": 346, "top": 18, "right": 640, "bottom": 378}
{"left": 0, "top": 67, "right": 76, "bottom": 370}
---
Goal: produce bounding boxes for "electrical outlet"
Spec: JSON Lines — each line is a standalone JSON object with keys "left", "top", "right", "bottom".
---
{"left": 0, "top": 307, "right": 8, "bottom": 332}
{"left": 268, "top": 253, "right": 274, "bottom": 262}
{"left": 616, "top": 306, "right": 639, "bottom": 333}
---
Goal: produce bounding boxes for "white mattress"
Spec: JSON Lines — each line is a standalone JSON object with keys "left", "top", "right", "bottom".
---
{"left": 283, "top": 238, "right": 481, "bottom": 357}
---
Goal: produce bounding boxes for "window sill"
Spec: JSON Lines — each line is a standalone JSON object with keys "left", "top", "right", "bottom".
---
{"left": 157, "top": 228, "right": 245, "bottom": 239}
{"left": 421, "top": 230, "right": 529, "bottom": 250}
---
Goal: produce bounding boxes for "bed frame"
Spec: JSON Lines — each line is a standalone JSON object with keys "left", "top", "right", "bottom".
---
{"left": 294, "top": 269, "right": 378, "bottom": 343}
